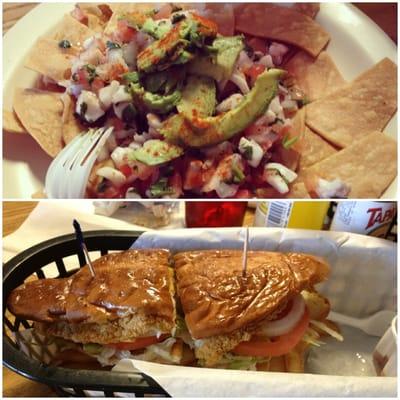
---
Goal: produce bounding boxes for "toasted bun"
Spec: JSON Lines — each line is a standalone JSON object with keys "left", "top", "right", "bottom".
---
{"left": 7, "top": 250, "right": 174, "bottom": 329}
{"left": 175, "top": 250, "right": 329, "bottom": 339}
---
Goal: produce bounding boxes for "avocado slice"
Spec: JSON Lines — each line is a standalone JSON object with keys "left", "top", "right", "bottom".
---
{"left": 188, "top": 36, "right": 244, "bottom": 81}
{"left": 141, "top": 18, "right": 173, "bottom": 39}
{"left": 177, "top": 75, "right": 216, "bottom": 118}
{"left": 129, "top": 81, "right": 181, "bottom": 114}
{"left": 137, "top": 16, "right": 217, "bottom": 73}
{"left": 160, "top": 68, "right": 285, "bottom": 147}
{"left": 132, "top": 139, "right": 183, "bottom": 165}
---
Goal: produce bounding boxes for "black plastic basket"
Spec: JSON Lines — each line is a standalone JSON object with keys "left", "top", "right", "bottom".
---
{"left": 3, "top": 230, "right": 170, "bottom": 397}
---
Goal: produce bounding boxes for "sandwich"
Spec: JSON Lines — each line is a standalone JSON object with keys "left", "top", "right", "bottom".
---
{"left": 7, "top": 248, "right": 341, "bottom": 371}
{"left": 174, "top": 250, "right": 342, "bottom": 372}
{"left": 7, "top": 249, "right": 191, "bottom": 366}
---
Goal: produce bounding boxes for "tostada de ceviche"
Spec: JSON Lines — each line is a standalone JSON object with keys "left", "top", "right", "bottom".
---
{"left": 6, "top": 3, "right": 398, "bottom": 199}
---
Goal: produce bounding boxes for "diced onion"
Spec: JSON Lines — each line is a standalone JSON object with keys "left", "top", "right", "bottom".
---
{"left": 111, "top": 146, "right": 134, "bottom": 168}
{"left": 265, "top": 162, "right": 297, "bottom": 194}
{"left": 99, "top": 81, "right": 120, "bottom": 109}
{"left": 216, "top": 93, "right": 244, "bottom": 113}
{"left": 230, "top": 70, "right": 250, "bottom": 94}
{"left": 216, "top": 182, "right": 238, "bottom": 198}
{"left": 258, "top": 55, "right": 274, "bottom": 68}
{"left": 96, "top": 167, "right": 126, "bottom": 187}
{"left": 76, "top": 90, "right": 105, "bottom": 122}
{"left": 112, "top": 85, "right": 131, "bottom": 104}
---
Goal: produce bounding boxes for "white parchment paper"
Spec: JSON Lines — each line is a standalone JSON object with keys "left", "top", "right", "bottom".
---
{"left": 117, "top": 227, "right": 398, "bottom": 397}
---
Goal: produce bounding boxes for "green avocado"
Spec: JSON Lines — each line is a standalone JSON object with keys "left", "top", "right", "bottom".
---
{"left": 188, "top": 36, "right": 244, "bottom": 82}
{"left": 160, "top": 68, "right": 285, "bottom": 147}
{"left": 130, "top": 81, "right": 181, "bottom": 114}
{"left": 177, "top": 75, "right": 216, "bottom": 118}
{"left": 137, "top": 16, "right": 217, "bottom": 73}
{"left": 132, "top": 139, "right": 183, "bottom": 165}
{"left": 141, "top": 18, "right": 172, "bottom": 39}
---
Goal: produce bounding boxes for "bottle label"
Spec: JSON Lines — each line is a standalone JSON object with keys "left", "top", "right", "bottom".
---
{"left": 265, "top": 201, "right": 293, "bottom": 228}
{"left": 330, "top": 201, "right": 396, "bottom": 237}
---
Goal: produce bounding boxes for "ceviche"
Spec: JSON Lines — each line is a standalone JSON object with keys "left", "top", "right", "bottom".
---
{"left": 6, "top": 3, "right": 397, "bottom": 199}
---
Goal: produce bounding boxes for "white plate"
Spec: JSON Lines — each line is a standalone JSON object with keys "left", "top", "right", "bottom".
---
{"left": 3, "top": 3, "right": 397, "bottom": 199}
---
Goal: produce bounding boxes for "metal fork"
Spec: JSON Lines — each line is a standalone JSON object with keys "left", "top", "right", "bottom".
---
{"left": 45, "top": 127, "right": 114, "bottom": 198}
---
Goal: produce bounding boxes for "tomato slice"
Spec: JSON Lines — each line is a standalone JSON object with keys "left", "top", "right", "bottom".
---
{"left": 233, "top": 308, "right": 310, "bottom": 357}
{"left": 106, "top": 334, "right": 169, "bottom": 351}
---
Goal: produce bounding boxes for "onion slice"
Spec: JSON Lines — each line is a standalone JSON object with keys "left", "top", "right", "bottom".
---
{"left": 260, "top": 294, "right": 305, "bottom": 337}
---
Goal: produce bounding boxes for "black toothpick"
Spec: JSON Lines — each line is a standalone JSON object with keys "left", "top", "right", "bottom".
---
{"left": 73, "top": 219, "right": 95, "bottom": 277}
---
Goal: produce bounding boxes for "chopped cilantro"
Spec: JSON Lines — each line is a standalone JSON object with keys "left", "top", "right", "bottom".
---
{"left": 149, "top": 177, "right": 174, "bottom": 197}
{"left": 58, "top": 39, "right": 71, "bottom": 49}
{"left": 84, "top": 64, "right": 98, "bottom": 84}
{"left": 106, "top": 41, "right": 121, "bottom": 50}
{"left": 122, "top": 104, "right": 137, "bottom": 123}
{"left": 97, "top": 179, "right": 108, "bottom": 193}
{"left": 171, "top": 13, "right": 186, "bottom": 24}
{"left": 232, "top": 163, "right": 245, "bottom": 184}
{"left": 282, "top": 134, "right": 299, "bottom": 149}
{"left": 80, "top": 102, "right": 88, "bottom": 117}
{"left": 242, "top": 145, "right": 253, "bottom": 160}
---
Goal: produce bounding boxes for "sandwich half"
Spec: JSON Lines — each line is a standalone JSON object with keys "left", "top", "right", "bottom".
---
{"left": 174, "top": 250, "right": 341, "bottom": 372}
{"left": 7, "top": 249, "right": 183, "bottom": 366}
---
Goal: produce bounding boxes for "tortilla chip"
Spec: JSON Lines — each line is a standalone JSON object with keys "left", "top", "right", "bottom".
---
{"left": 25, "top": 38, "right": 77, "bottom": 82}
{"left": 203, "top": 3, "right": 235, "bottom": 36}
{"left": 285, "top": 51, "right": 346, "bottom": 101}
{"left": 292, "top": 3, "right": 320, "bottom": 19}
{"left": 302, "top": 132, "right": 397, "bottom": 198}
{"left": 286, "top": 182, "right": 311, "bottom": 199}
{"left": 48, "top": 14, "right": 95, "bottom": 47}
{"left": 3, "top": 109, "right": 26, "bottom": 134}
{"left": 281, "top": 107, "right": 306, "bottom": 171}
{"left": 235, "top": 4, "right": 330, "bottom": 57}
{"left": 13, "top": 89, "right": 64, "bottom": 157}
{"left": 76, "top": 4, "right": 113, "bottom": 33}
{"left": 61, "top": 94, "right": 83, "bottom": 145}
{"left": 299, "top": 127, "right": 337, "bottom": 169}
{"left": 306, "top": 58, "right": 397, "bottom": 148}
{"left": 104, "top": 3, "right": 155, "bottom": 35}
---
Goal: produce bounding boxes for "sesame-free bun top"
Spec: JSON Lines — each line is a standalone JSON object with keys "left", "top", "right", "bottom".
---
{"left": 7, "top": 249, "right": 174, "bottom": 326}
{"left": 174, "top": 250, "right": 329, "bottom": 339}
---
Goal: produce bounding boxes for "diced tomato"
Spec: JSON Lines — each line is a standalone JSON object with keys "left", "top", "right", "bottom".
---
{"left": 107, "top": 334, "right": 169, "bottom": 351}
{"left": 97, "top": 185, "right": 124, "bottom": 199}
{"left": 91, "top": 77, "right": 105, "bottom": 93}
{"left": 271, "top": 146, "right": 300, "bottom": 172}
{"left": 119, "top": 164, "right": 133, "bottom": 178}
{"left": 132, "top": 161, "right": 158, "bottom": 181}
{"left": 108, "top": 117, "right": 125, "bottom": 131}
{"left": 108, "top": 63, "right": 129, "bottom": 81}
{"left": 114, "top": 20, "right": 137, "bottom": 43}
{"left": 184, "top": 160, "right": 204, "bottom": 190}
{"left": 233, "top": 308, "right": 310, "bottom": 357}
{"left": 235, "top": 189, "right": 252, "bottom": 198}
{"left": 71, "top": 6, "right": 88, "bottom": 26}
{"left": 169, "top": 171, "right": 183, "bottom": 197}
{"left": 244, "top": 64, "right": 266, "bottom": 86}
{"left": 245, "top": 124, "right": 278, "bottom": 152}
{"left": 154, "top": 3, "right": 173, "bottom": 20}
{"left": 74, "top": 68, "right": 91, "bottom": 87}
{"left": 254, "top": 187, "right": 281, "bottom": 199}
{"left": 247, "top": 37, "right": 267, "bottom": 54}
